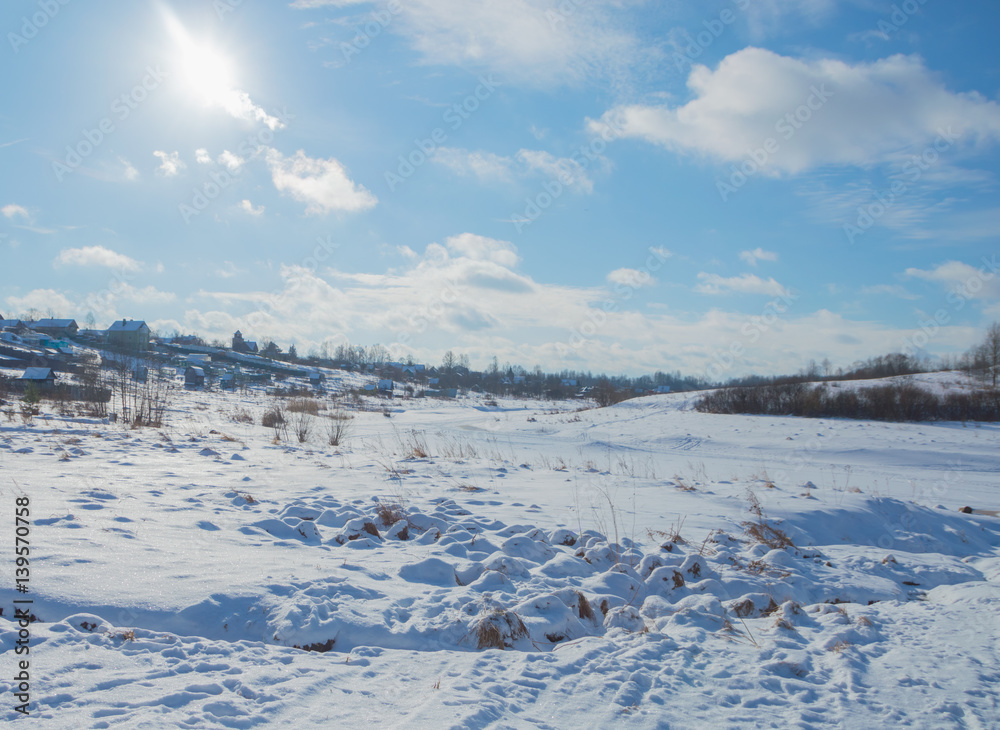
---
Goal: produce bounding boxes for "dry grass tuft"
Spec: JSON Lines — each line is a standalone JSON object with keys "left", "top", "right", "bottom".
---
{"left": 231, "top": 407, "right": 254, "bottom": 424}
{"left": 361, "top": 521, "right": 381, "bottom": 539}
{"left": 115, "top": 629, "right": 137, "bottom": 642}
{"left": 375, "top": 501, "right": 405, "bottom": 527}
{"left": 472, "top": 605, "right": 529, "bottom": 650}
{"left": 405, "top": 431, "right": 431, "bottom": 459}
{"left": 742, "top": 489, "right": 794, "bottom": 550}
{"left": 648, "top": 516, "right": 686, "bottom": 548}
{"left": 577, "top": 592, "right": 595, "bottom": 621}
{"left": 673, "top": 475, "right": 696, "bottom": 492}
{"left": 287, "top": 398, "right": 320, "bottom": 415}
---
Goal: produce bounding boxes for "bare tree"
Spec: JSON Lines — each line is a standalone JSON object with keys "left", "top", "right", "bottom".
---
{"left": 984, "top": 322, "right": 1000, "bottom": 389}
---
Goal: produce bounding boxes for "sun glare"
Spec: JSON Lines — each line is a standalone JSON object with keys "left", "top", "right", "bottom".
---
{"left": 164, "top": 13, "right": 235, "bottom": 105}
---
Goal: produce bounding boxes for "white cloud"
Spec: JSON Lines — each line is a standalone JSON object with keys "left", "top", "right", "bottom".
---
{"left": 594, "top": 48, "right": 1000, "bottom": 174}
{"left": 741, "top": 0, "right": 839, "bottom": 38}
{"left": 290, "top": 0, "right": 368, "bottom": 7}
{"left": 219, "top": 90, "right": 286, "bottom": 131}
{"left": 265, "top": 148, "right": 377, "bottom": 214}
{"left": 739, "top": 248, "right": 778, "bottom": 266}
{"left": 390, "top": 0, "right": 648, "bottom": 87}
{"left": 183, "top": 236, "right": 975, "bottom": 377}
{"left": 905, "top": 260, "right": 1000, "bottom": 301}
{"left": 55, "top": 246, "right": 141, "bottom": 272}
{"left": 153, "top": 150, "right": 186, "bottom": 177}
{"left": 695, "top": 272, "right": 791, "bottom": 297}
{"left": 607, "top": 268, "right": 656, "bottom": 288}
{"left": 5, "top": 289, "right": 76, "bottom": 318}
{"left": 860, "top": 284, "right": 920, "bottom": 300}
{"left": 433, "top": 147, "right": 597, "bottom": 192}
{"left": 218, "top": 150, "right": 245, "bottom": 172}
{"left": 2, "top": 204, "right": 29, "bottom": 220}
{"left": 195, "top": 148, "right": 213, "bottom": 165}
{"left": 444, "top": 233, "right": 520, "bottom": 268}
{"left": 118, "top": 284, "right": 176, "bottom": 304}
{"left": 239, "top": 199, "right": 264, "bottom": 216}
{"left": 118, "top": 156, "right": 139, "bottom": 181}
{"left": 516, "top": 149, "right": 594, "bottom": 192}
{"left": 217, "top": 261, "right": 247, "bottom": 279}
{"left": 432, "top": 148, "right": 514, "bottom": 182}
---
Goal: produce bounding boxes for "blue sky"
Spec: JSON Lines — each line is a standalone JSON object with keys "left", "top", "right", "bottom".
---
{"left": 2, "top": 0, "right": 999, "bottom": 377}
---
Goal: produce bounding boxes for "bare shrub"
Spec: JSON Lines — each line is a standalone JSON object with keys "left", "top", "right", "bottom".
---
{"left": 261, "top": 405, "right": 285, "bottom": 428}
{"left": 295, "top": 638, "right": 335, "bottom": 653}
{"left": 327, "top": 410, "right": 353, "bottom": 446}
{"left": 293, "top": 412, "right": 312, "bottom": 443}
{"left": 696, "top": 380, "right": 999, "bottom": 422}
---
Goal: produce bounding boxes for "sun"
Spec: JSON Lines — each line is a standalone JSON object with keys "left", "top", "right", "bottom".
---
{"left": 177, "top": 42, "right": 235, "bottom": 104}
{"left": 164, "top": 13, "right": 236, "bottom": 106}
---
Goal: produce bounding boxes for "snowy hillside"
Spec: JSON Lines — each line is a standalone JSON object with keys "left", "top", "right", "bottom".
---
{"left": 1, "top": 387, "right": 999, "bottom": 727}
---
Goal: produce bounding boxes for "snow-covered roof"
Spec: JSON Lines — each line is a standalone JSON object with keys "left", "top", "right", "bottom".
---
{"left": 20, "top": 367, "right": 55, "bottom": 380}
{"left": 34, "top": 318, "right": 78, "bottom": 329}
{"left": 107, "top": 320, "right": 149, "bottom": 332}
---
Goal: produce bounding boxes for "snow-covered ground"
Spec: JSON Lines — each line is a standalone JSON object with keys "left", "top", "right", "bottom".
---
{"left": 2, "top": 377, "right": 999, "bottom": 727}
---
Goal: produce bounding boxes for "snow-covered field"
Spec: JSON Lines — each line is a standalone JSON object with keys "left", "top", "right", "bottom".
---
{"left": 2, "top": 376, "right": 999, "bottom": 728}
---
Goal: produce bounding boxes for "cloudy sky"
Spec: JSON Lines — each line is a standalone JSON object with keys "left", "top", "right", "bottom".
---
{"left": 2, "top": 0, "right": 999, "bottom": 377}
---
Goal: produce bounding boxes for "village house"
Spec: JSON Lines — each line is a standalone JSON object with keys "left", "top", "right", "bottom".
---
{"left": 32, "top": 319, "right": 79, "bottom": 338}
{"left": 232, "top": 330, "right": 259, "bottom": 354}
{"left": 107, "top": 320, "right": 150, "bottom": 351}
{"left": 17, "top": 367, "right": 57, "bottom": 390}
{"left": 184, "top": 366, "right": 206, "bottom": 389}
